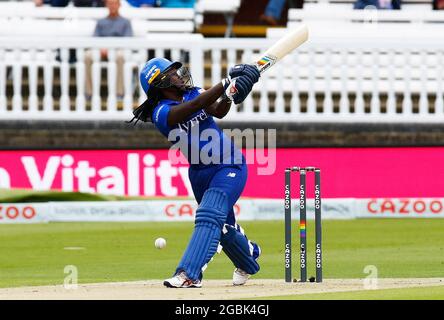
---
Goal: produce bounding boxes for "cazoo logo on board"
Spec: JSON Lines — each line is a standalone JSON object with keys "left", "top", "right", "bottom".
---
{"left": 366, "top": 198, "right": 443, "bottom": 216}
{"left": 164, "top": 203, "right": 241, "bottom": 219}
{"left": 0, "top": 205, "right": 40, "bottom": 223}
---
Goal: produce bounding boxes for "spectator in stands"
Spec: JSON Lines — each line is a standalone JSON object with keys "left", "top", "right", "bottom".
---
{"left": 85, "top": 0, "right": 133, "bottom": 100}
{"left": 353, "top": 0, "right": 401, "bottom": 10}
{"left": 126, "top": 0, "right": 157, "bottom": 7}
{"left": 260, "top": 0, "right": 303, "bottom": 26}
{"left": 34, "top": 0, "right": 70, "bottom": 7}
{"left": 433, "top": 0, "right": 444, "bottom": 9}
{"left": 159, "top": 0, "right": 195, "bottom": 8}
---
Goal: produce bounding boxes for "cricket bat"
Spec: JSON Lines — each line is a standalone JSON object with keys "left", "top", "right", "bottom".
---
{"left": 254, "top": 24, "right": 309, "bottom": 74}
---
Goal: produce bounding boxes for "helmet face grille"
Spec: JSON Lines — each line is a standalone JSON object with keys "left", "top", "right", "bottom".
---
{"left": 151, "top": 65, "right": 193, "bottom": 91}
{"left": 177, "top": 66, "right": 194, "bottom": 90}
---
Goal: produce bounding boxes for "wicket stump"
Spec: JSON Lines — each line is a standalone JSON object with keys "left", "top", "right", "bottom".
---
{"left": 284, "top": 166, "right": 323, "bottom": 283}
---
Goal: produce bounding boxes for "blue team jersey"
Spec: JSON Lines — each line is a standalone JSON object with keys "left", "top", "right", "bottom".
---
{"left": 152, "top": 87, "right": 245, "bottom": 169}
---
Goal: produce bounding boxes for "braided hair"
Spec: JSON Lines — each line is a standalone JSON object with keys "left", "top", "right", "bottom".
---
{"left": 127, "top": 87, "right": 162, "bottom": 125}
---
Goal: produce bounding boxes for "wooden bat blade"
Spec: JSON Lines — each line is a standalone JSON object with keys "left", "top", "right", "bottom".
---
{"left": 255, "top": 24, "right": 309, "bottom": 73}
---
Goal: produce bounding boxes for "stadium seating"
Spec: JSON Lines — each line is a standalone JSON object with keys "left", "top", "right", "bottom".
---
{"left": 0, "top": 2, "right": 196, "bottom": 36}
{"left": 0, "top": 1, "right": 243, "bottom": 37}
{"left": 194, "top": 0, "right": 241, "bottom": 37}
{"left": 303, "top": 0, "right": 433, "bottom": 11}
{"left": 288, "top": 3, "right": 444, "bottom": 26}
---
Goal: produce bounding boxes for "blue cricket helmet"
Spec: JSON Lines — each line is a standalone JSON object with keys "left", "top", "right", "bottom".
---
{"left": 139, "top": 57, "right": 182, "bottom": 95}
{"left": 130, "top": 57, "right": 192, "bottom": 124}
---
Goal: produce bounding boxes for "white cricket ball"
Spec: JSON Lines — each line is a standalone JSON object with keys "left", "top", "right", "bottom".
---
{"left": 154, "top": 237, "right": 166, "bottom": 249}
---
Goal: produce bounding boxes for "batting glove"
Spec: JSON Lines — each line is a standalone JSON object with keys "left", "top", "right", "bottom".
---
{"left": 229, "top": 64, "right": 261, "bottom": 84}
{"left": 222, "top": 76, "right": 254, "bottom": 105}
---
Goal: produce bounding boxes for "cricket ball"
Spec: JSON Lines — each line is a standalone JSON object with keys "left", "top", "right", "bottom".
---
{"left": 155, "top": 237, "right": 167, "bottom": 249}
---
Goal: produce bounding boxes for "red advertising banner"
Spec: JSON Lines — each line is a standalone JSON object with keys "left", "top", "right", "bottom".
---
{"left": 0, "top": 147, "right": 443, "bottom": 198}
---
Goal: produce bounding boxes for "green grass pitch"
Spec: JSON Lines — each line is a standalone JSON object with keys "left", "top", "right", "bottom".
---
{"left": 0, "top": 219, "right": 443, "bottom": 298}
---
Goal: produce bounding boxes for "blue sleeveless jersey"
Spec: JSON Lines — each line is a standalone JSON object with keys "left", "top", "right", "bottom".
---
{"left": 152, "top": 87, "right": 245, "bottom": 169}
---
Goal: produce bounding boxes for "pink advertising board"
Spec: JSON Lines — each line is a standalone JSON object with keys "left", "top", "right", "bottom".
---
{"left": 0, "top": 147, "right": 443, "bottom": 198}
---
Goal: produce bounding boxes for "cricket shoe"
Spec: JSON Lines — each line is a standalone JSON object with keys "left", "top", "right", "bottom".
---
{"left": 232, "top": 242, "right": 261, "bottom": 286}
{"left": 163, "top": 271, "right": 202, "bottom": 288}
{"left": 233, "top": 268, "right": 250, "bottom": 286}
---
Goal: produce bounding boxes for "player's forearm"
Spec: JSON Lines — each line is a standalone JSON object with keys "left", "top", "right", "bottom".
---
{"left": 167, "top": 83, "right": 224, "bottom": 126}
{"left": 206, "top": 98, "right": 232, "bottom": 119}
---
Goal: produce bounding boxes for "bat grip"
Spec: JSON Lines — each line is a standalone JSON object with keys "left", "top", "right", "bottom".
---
{"left": 254, "top": 64, "right": 266, "bottom": 74}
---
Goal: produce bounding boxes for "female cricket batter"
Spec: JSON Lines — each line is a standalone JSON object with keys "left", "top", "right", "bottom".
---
{"left": 129, "top": 57, "right": 261, "bottom": 288}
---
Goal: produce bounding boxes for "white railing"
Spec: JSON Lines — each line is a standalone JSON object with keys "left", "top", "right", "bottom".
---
{"left": 0, "top": 34, "right": 444, "bottom": 122}
{"left": 203, "top": 37, "right": 444, "bottom": 123}
{"left": 0, "top": 35, "right": 204, "bottom": 120}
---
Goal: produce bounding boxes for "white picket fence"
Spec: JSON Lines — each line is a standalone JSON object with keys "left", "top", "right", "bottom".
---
{"left": 0, "top": 34, "right": 444, "bottom": 122}
{"left": 0, "top": 35, "right": 204, "bottom": 120}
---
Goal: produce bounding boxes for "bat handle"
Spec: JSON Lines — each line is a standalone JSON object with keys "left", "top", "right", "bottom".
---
{"left": 254, "top": 63, "right": 266, "bottom": 75}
